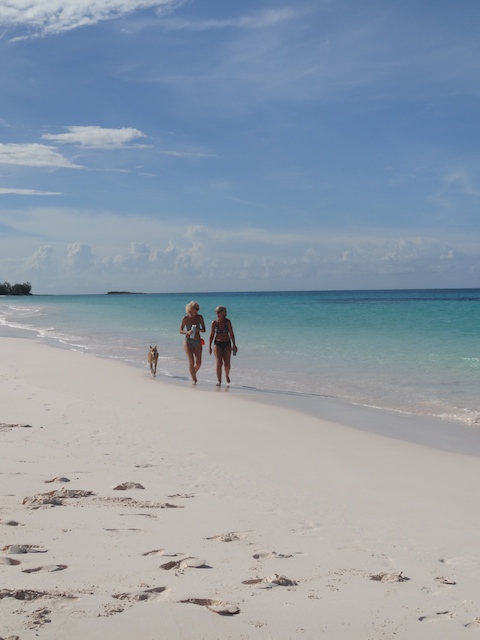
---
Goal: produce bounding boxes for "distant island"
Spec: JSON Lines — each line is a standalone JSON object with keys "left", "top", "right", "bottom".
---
{"left": 0, "top": 282, "right": 32, "bottom": 296}
{"left": 107, "top": 291, "right": 143, "bottom": 295}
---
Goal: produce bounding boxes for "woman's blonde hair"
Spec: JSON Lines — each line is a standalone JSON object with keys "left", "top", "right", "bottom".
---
{"left": 215, "top": 305, "right": 227, "bottom": 316}
{"left": 186, "top": 300, "right": 200, "bottom": 314}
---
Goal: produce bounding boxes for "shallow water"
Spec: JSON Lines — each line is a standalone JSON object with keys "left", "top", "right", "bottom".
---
{"left": 0, "top": 289, "right": 479, "bottom": 424}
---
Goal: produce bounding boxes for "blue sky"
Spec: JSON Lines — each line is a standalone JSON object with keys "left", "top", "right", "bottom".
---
{"left": 0, "top": 0, "right": 479, "bottom": 294}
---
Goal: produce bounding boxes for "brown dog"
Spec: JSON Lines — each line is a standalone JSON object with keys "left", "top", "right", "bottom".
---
{"left": 148, "top": 345, "right": 159, "bottom": 376}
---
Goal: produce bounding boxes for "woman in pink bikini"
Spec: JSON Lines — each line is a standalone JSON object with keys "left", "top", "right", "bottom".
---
{"left": 179, "top": 301, "right": 206, "bottom": 384}
{"left": 208, "top": 306, "right": 237, "bottom": 386}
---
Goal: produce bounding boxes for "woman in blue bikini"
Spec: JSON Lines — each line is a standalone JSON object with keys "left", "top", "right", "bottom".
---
{"left": 180, "top": 301, "right": 206, "bottom": 385}
{"left": 208, "top": 306, "right": 237, "bottom": 386}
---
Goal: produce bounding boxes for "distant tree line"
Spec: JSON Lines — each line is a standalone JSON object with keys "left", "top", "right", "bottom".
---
{"left": 0, "top": 281, "right": 32, "bottom": 296}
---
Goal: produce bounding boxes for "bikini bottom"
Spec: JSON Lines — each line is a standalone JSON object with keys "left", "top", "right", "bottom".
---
{"left": 214, "top": 340, "right": 231, "bottom": 351}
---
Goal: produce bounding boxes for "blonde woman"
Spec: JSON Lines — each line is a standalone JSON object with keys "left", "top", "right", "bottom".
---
{"left": 209, "top": 306, "right": 237, "bottom": 386}
{"left": 179, "top": 301, "right": 205, "bottom": 384}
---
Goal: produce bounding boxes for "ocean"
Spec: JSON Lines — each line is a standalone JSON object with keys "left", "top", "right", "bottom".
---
{"left": 0, "top": 289, "right": 479, "bottom": 425}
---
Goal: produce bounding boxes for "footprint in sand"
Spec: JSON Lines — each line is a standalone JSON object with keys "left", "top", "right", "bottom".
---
{"left": 160, "top": 557, "right": 207, "bottom": 571}
{"left": 22, "top": 564, "right": 68, "bottom": 574}
{"left": 98, "top": 603, "right": 125, "bottom": 617}
{"left": 370, "top": 571, "right": 409, "bottom": 583}
{"left": 22, "top": 494, "right": 64, "bottom": 508}
{"left": 0, "top": 520, "right": 21, "bottom": 527}
{"left": 113, "top": 482, "right": 145, "bottom": 490}
{"left": 95, "top": 497, "right": 182, "bottom": 509}
{"left": 167, "top": 493, "right": 195, "bottom": 499}
{"left": 252, "top": 551, "right": 295, "bottom": 560}
{"left": 28, "top": 607, "right": 52, "bottom": 629}
{"left": 242, "top": 574, "right": 298, "bottom": 588}
{"left": 23, "top": 488, "right": 96, "bottom": 508}
{"left": 0, "top": 557, "right": 21, "bottom": 566}
{"left": 44, "top": 476, "right": 70, "bottom": 483}
{"left": 1, "top": 545, "right": 47, "bottom": 554}
{"left": 179, "top": 598, "right": 240, "bottom": 616}
{"left": 419, "top": 611, "right": 455, "bottom": 623}
{"left": 205, "top": 531, "right": 248, "bottom": 542}
{"left": 142, "top": 549, "right": 183, "bottom": 557}
{"left": 112, "top": 586, "right": 167, "bottom": 602}
{"left": 434, "top": 576, "right": 456, "bottom": 585}
{"left": 465, "top": 618, "right": 480, "bottom": 629}
{"left": 53, "top": 489, "right": 95, "bottom": 498}
{"left": 0, "top": 589, "right": 77, "bottom": 601}
{"left": 0, "top": 423, "right": 32, "bottom": 431}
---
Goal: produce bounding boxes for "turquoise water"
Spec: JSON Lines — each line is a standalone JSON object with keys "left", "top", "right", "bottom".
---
{"left": 0, "top": 289, "right": 479, "bottom": 424}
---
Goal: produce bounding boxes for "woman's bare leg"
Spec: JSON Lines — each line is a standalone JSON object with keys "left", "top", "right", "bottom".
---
{"left": 214, "top": 345, "right": 223, "bottom": 385}
{"left": 223, "top": 346, "right": 232, "bottom": 384}
{"left": 193, "top": 344, "right": 202, "bottom": 374}
{"left": 184, "top": 342, "right": 197, "bottom": 384}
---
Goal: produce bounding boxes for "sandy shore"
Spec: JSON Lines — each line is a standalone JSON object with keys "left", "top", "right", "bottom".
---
{"left": 1, "top": 337, "right": 480, "bottom": 639}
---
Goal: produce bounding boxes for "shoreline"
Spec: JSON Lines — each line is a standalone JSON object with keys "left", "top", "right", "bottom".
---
{"left": 1, "top": 326, "right": 479, "bottom": 457}
{"left": 1, "top": 290, "right": 479, "bottom": 427}
{"left": 1, "top": 336, "right": 480, "bottom": 638}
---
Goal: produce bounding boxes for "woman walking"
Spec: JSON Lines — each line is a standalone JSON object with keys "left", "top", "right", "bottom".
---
{"left": 209, "top": 306, "right": 237, "bottom": 386}
{"left": 180, "top": 301, "right": 205, "bottom": 384}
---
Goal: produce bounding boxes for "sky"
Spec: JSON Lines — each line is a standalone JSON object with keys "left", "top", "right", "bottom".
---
{"left": 0, "top": 0, "right": 479, "bottom": 294}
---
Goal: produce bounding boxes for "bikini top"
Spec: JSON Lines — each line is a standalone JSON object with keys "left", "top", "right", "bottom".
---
{"left": 185, "top": 320, "right": 202, "bottom": 340}
{"left": 214, "top": 319, "right": 230, "bottom": 336}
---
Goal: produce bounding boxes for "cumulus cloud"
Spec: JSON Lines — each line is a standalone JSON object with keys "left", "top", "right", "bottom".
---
{"left": 25, "top": 245, "right": 57, "bottom": 270}
{"left": 1, "top": 207, "right": 479, "bottom": 293}
{"left": 0, "top": 0, "right": 183, "bottom": 38}
{"left": 14, "top": 234, "right": 480, "bottom": 293}
{"left": 0, "top": 144, "right": 82, "bottom": 168}
{"left": 66, "top": 242, "right": 94, "bottom": 269}
{"left": 42, "top": 126, "right": 148, "bottom": 149}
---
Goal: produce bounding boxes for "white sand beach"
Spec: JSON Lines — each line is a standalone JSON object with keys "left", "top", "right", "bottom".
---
{"left": 1, "top": 337, "right": 480, "bottom": 639}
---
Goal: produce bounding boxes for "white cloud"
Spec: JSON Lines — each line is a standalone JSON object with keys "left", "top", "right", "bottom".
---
{"left": 0, "top": 143, "right": 82, "bottom": 168}
{"left": 42, "top": 126, "right": 148, "bottom": 149}
{"left": 25, "top": 245, "right": 56, "bottom": 270}
{"left": 66, "top": 242, "right": 94, "bottom": 268}
{"left": 0, "top": 0, "right": 183, "bottom": 38}
{"left": 1, "top": 206, "right": 479, "bottom": 293}
{"left": 0, "top": 187, "right": 62, "bottom": 195}
{"left": 441, "top": 250, "right": 454, "bottom": 260}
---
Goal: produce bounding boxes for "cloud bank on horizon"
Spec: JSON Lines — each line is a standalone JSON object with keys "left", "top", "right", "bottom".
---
{"left": 0, "top": 0, "right": 479, "bottom": 293}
